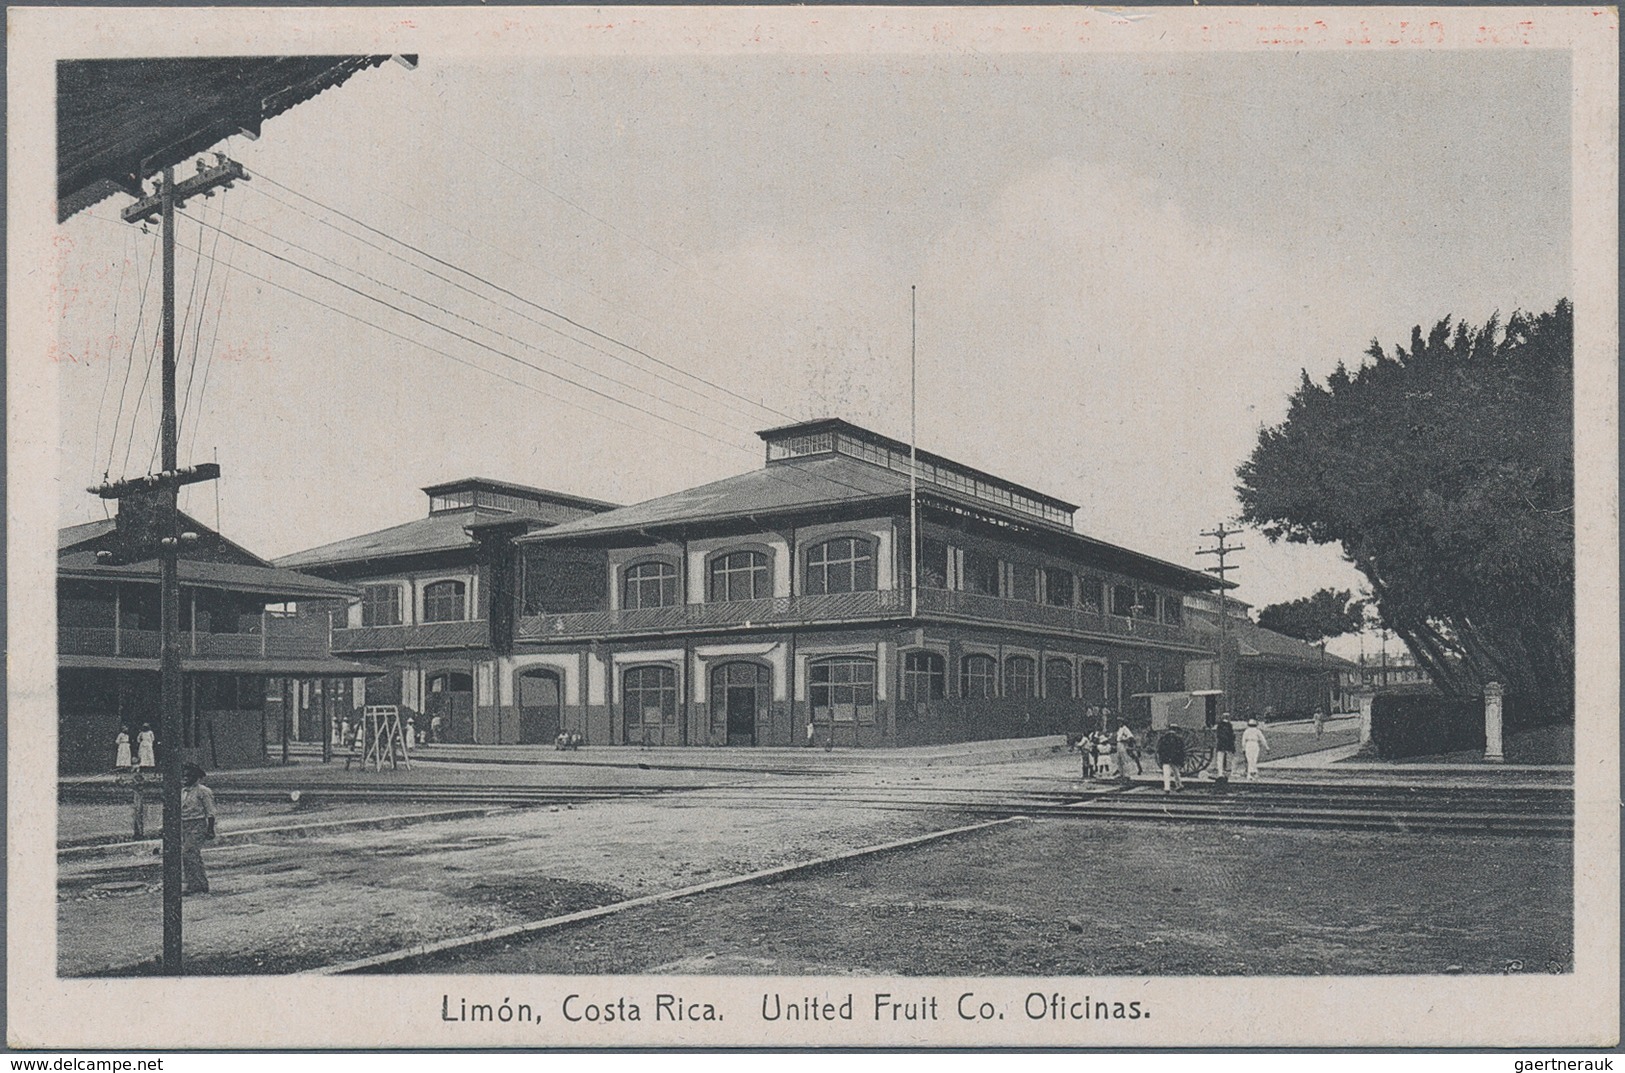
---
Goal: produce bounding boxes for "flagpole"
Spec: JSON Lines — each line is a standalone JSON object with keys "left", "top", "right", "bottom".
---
{"left": 909, "top": 285, "right": 918, "bottom": 619}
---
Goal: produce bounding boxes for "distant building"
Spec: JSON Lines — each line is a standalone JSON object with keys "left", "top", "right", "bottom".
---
{"left": 1182, "top": 592, "right": 1358, "bottom": 718}
{"left": 282, "top": 419, "right": 1228, "bottom": 747}
{"left": 57, "top": 513, "right": 371, "bottom": 774}
{"left": 1337, "top": 650, "right": 1436, "bottom": 710}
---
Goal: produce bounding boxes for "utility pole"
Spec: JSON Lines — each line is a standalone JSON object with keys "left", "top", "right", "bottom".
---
{"left": 1196, "top": 524, "right": 1245, "bottom": 713}
{"left": 92, "top": 156, "right": 244, "bottom": 975}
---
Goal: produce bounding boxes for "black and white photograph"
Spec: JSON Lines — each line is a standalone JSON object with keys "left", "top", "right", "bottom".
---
{"left": 8, "top": 4, "right": 1618, "bottom": 1051}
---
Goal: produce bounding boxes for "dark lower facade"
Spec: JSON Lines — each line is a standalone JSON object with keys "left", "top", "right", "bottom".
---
{"left": 324, "top": 623, "right": 1195, "bottom": 748}
{"left": 60, "top": 668, "right": 273, "bottom": 774}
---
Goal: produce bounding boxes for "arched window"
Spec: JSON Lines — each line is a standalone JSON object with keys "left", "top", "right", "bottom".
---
{"left": 623, "top": 560, "right": 679, "bottom": 609}
{"left": 1005, "top": 655, "right": 1037, "bottom": 698}
{"left": 709, "top": 550, "right": 770, "bottom": 602}
{"left": 1045, "top": 658, "right": 1075, "bottom": 698}
{"left": 902, "top": 651, "right": 946, "bottom": 701}
{"left": 960, "top": 654, "right": 998, "bottom": 698}
{"left": 422, "top": 580, "right": 466, "bottom": 623}
{"left": 804, "top": 537, "right": 875, "bottom": 595}
{"left": 809, "top": 657, "right": 876, "bottom": 723}
{"left": 623, "top": 665, "right": 677, "bottom": 727}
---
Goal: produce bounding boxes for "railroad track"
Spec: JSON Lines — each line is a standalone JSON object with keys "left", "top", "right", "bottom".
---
{"left": 61, "top": 775, "right": 1572, "bottom": 837}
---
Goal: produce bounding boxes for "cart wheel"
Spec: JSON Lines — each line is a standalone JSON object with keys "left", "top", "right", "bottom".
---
{"left": 1183, "top": 746, "right": 1213, "bottom": 776}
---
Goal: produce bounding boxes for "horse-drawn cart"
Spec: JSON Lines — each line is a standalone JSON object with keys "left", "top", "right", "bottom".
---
{"left": 1136, "top": 690, "right": 1224, "bottom": 776}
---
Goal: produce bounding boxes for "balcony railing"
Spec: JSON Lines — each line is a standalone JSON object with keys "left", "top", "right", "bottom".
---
{"left": 60, "top": 614, "right": 331, "bottom": 661}
{"left": 915, "top": 588, "right": 1198, "bottom": 646}
{"left": 329, "top": 619, "right": 491, "bottom": 654}
{"left": 514, "top": 587, "right": 1204, "bottom": 648}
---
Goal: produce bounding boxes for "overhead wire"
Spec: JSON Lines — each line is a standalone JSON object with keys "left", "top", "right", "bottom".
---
{"left": 183, "top": 196, "right": 240, "bottom": 466}
{"left": 240, "top": 181, "right": 786, "bottom": 430}
{"left": 149, "top": 198, "right": 215, "bottom": 471}
{"left": 171, "top": 226, "right": 900, "bottom": 510}
{"left": 247, "top": 168, "right": 795, "bottom": 423}
{"left": 183, "top": 206, "right": 742, "bottom": 437}
{"left": 104, "top": 230, "right": 159, "bottom": 479}
{"left": 178, "top": 189, "right": 231, "bottom": 437}
{"left": 89, "top": 226, "right": 134, "bottom": 509}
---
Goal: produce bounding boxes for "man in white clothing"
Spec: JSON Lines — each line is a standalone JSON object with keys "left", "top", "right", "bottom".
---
{"left": 1241, "top": 718, "right": 1270, "bottom": 780}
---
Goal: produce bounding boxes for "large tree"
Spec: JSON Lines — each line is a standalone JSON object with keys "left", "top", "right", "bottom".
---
{"left": 1237, "top": 301, "right": 1573, "bottom": 720}
{"left": 1257, "top": 588, "right": 1366, "bottom": 646}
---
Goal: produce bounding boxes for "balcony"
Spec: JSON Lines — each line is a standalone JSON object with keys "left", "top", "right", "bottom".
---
{"left": 514, "top": 587, "right": 1206, "bottom": 649}
{"left": 915, "top": 588, "right": 1202, "bottom": 648}
{"left": 329, "top": 619, "right": 491, "bottom": 654}
{"left": 60, "top": 613, "right": 332, "bottom": 661}
{"left": 519, "top": 590, "right": 909, "bottom": 641}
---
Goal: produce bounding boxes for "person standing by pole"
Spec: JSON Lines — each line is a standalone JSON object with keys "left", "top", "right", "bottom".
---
{"left": 179, "top": 763, "right": 217, "bottom": 894}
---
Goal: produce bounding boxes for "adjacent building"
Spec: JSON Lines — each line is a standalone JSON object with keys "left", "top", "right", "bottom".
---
{"left": 273, "top": 478, "right": 619, "bottom": 744}
{"left": 1183, "top": 592, "right": 1359, "bottom": 718}
{"left": 57, "top": 513, "right": 373, "bottom": 773}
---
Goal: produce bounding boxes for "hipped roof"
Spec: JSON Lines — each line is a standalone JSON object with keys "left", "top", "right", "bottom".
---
{"left": 520, "top": 454, "right": 1222, "bottom": 592}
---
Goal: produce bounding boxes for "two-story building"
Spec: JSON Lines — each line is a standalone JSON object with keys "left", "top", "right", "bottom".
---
{"left": 273, "top": 478, "right": 619, "bottom": 744}
{"left": 464, "top": 419, "right": 1224, "bottom": 748}
{"left": 1182, "top": 592, "right": 1360, "bottom": 719}
{"left": 57, "top": 513, "right": 373, "bottom": 774}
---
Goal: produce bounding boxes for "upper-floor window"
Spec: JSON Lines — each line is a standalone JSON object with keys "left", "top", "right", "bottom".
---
{"left": 1111, "top": 583, "right": 1136, "bottom": 617}
{"left": 422, "top": 580, "right": 466, "bottom": 623}
{"left": 361, "top": 584, "right": 402, "bottom": 627}
{"left": 1042, "top": 568, "right": 1074, "bottom": 607}
{"left": 960, "top": 654, "right": 998, "bottom": 698}
{"left": 709, "top": 550, "right": 770, "bottom": 602}
{"left": 1005, "top": 655, "right": 1038, "bottom": 698}
{"left": 962, "top": 550, "right": 1000, "bottom": 596}
{"left": 623, "top": 560, "right": 679, "bottom": 609}
{"left": 1078, "top": 575, "right": 1103, "bottom": 613}
{"left": 918, "top": 538, "right": 949, "bottom": 590}
{"left": 804, "top": 537, "right": 875, "bottom": 596}
{"left": 902, "top": 651, "right": 946, "bottom": 702}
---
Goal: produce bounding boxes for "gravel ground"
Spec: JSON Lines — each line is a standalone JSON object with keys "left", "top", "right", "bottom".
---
{"left": 422, "top": 819, "right": 1572, "bottom": 977}
{"left": 58, "top": 769, "right": 964, "bottom": 977}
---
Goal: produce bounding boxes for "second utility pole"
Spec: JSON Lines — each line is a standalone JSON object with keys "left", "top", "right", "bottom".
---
{"left": 1197, "top": 524, "right": 1245, "bottom": 713}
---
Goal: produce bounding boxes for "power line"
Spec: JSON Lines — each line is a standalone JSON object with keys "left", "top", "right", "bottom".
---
{"left": 183, "top": 198, "right": 240, "bottom": 466}
{"left": 90, "top": 226, "right": 135, "bottom": 498}
{"left": 248, "top": 168, "right": 794, "bottom": 422}
{"left": 181, "top": 215, "right": 756, "bottom": 457}
{"left": 239, "top": 181, "right": 788, "bottom": 429}
{"left": 179, "top": 191, "right": 231, "bottom": 438}
{"left": 171, "top": 233, "right": 898, "bottom": 511}
{"left": 182, "top": 207, "right": 742, "bottom": 437}
{"left": 104, "top": 231, "right": 159, "bottom": 478}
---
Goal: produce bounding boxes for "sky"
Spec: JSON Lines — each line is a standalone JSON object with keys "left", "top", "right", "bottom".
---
{"left": 51, "top": 44, "right": 1572, "bottom": 659}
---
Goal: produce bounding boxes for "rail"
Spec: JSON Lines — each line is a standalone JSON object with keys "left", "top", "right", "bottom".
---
{"left": 60, "top": 614, "right": 331, "bottom": 660}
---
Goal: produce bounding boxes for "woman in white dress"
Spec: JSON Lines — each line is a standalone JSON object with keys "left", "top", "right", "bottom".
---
{"left": 136, "top": 724, "right": 157, "bottom": 769}
{"left": 114, "top": 729, "right": 132, "bottom": 770}
{"left": 1241, "top": 718, "right": 1271, "bottom": 780}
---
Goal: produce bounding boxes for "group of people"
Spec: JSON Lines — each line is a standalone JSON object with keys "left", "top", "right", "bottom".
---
{"left": 112, "top": 724, "right": 157, "bottom": 771}
{"left": 1080, "top": 713, "right": 1273, "bottom": 793}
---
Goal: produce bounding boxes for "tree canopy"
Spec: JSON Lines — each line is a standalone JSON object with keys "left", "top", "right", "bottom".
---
{"left": 1237, "top": 301, "right": 1573, "bottom": 719}
{"left": 1257, "top": 588, "right": 1367, "bottom": 646}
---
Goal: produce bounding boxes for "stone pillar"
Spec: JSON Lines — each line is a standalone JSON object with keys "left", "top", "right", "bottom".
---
{"left": 1357, "top": 691, "right": 1376, "bottom": 744}
{"left": 1483, "top": 681, "right": 1505, "bottom": 763}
